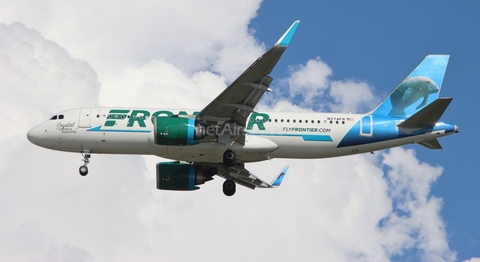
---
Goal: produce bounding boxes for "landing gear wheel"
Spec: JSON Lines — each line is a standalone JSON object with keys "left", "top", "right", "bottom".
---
{"left": 79, "top": 165, "right": 88, "bottom": 176}
{"left": 223, "top": 179, "right": 236, "bottom": 196}
{"left": 223, "top": 149, "right": 236, "bottom": 166}
{"left": 79, "top": 150, "right": 91, "bottom": 176}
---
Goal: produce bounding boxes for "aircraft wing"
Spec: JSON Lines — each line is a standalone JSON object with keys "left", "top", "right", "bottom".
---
{"left": 197, "top": 20, "right": 300, "bottom": 128}
{"left": 215, "top": 163, "right": 289, "bottom": 190}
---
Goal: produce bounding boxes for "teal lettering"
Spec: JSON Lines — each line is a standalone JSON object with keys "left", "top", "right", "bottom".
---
{"left": 104, "top": 109, "right": 130, "bottom": 127}
{"left": 128, "top": 110, "right": 151, "bottom": 127}
{"left": 247, "top": 113, "right": 269, "bottom": 130}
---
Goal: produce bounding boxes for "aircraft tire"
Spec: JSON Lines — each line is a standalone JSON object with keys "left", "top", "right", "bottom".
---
{"left": 223, "top": 179, "right": 236, "bottom": 196}
{"left": 79, "top": 165, "right": 88, "bottom": 176}
{"left": 223, "top": 149, "right": 236, "bottom": 166}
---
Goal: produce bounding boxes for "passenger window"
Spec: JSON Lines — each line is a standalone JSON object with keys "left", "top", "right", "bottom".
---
{"left": 275, "top": 119, "right": 278, "bottom": 123}
{"left": 293, "top": 120, "right": 296, "bottom": 123}
{"left": 311, "top": 120, "right": 314, "bottom": 123}
{"left": 299, "top": 120, "right": 302, "bottom": 123}
{"left": 281, "top": 119, "right": 284, "bottom": 123}
{"left": 287, "top": 119, "right": 290, "bottom": 123}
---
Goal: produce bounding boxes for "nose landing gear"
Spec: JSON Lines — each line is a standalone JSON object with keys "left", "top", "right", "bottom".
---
{"left": 79, "top": 150, "right": 91, "bottom": 176}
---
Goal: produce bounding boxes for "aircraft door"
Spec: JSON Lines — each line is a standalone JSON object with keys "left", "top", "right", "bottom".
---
{"left": 359, "top": 115, "right": 373, "bottom": 137}
{"left": 78, "top": 108, "right": 92, "bottom": 128}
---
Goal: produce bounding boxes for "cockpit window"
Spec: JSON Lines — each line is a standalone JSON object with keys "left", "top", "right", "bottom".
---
{"left": 50, "top": 115, "right": 58, "bottom": 120}
{"left": 58, "top": 114, "right": 64, "bottom": 119}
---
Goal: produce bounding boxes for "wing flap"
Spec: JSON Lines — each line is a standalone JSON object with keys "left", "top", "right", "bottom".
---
{"left": 215, "top": 163, "right": 289, "bottom": 190}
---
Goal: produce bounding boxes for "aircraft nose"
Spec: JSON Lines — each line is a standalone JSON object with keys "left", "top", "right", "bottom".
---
{"left": 455, "top": 124, "right": 459, "bottom": 133}
{"left": 27, "top": 125, "right": 43, "bottom": 145}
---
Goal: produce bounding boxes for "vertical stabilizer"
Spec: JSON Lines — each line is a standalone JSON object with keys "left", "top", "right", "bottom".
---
{"left": 371, "top": 55, "right": 450, "bottom": 118}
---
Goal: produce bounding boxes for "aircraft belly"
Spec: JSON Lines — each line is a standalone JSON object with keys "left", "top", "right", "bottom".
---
{"left": 266, "top": 136, "right": 338, "bottom": 158}
{"left": 149, "top": 137, "right": 279, "bottom": 163}
{"left": 75, "top": 131, "right": 154, "bottom": 154}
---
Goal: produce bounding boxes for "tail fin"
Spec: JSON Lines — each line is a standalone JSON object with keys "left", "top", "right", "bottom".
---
{"left": 371, "top": 55, "right": 450, "bottom": 118}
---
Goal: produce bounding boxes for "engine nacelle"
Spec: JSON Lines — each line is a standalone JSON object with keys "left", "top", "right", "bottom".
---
{"left": 153, "top": 117, "right": 205, "bottom": 145}
{"left": 156, "top": 162, "right": 214, "bottom": 191}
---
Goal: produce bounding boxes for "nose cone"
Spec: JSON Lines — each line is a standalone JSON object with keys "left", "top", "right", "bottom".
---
{"left": 27, "top": 125, "right": 43, "bottom": 146}
{"left": 455, "top": 125, "right": 459, "bottom": 133}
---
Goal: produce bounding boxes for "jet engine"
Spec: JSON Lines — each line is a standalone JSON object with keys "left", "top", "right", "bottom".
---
{"left": 153, "top": 117, "right": 206, "bottom": 146}
{"left": 156, "top": 162, "right": 215, "bottom": 191}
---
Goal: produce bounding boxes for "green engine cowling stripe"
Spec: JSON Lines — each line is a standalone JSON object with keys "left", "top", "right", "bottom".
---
{"left": 155, "top": 117, "right": 198, "bottom": 145}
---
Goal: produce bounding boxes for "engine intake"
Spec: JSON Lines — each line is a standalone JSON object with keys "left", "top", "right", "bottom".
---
{"left": 156, "top": 162, "right": 214, "bottom": 191}
{"left": 154, "top": 117, "right": 205, "bottom": 145}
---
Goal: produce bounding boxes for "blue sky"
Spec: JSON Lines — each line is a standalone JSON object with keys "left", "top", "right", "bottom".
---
{"left": 254, "top": 1, "right": 480, "bottom": 260}
{"left": 0, "top": 0, "right": 478, "bottom": 261}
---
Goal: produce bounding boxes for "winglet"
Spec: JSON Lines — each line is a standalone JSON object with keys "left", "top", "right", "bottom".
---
{"left": 270, "top": 166, "right": 289, "bottom": 187}
{"left": 275, "top": 20, "right": 300, "bottom": 46}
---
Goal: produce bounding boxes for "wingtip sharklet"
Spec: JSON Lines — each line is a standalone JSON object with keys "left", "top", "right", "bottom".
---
{"left": 270, "top": 165, "right": 289, "bottom": 187}
{"left": 275, "top": 20, "right": 300, "bottom": 47}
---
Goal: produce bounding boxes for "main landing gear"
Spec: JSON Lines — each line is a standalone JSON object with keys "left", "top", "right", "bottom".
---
{"left": 223, "top": 149, "right": 236, "bottom": 166}
{"left": 223, "top": 179, "right": 236, "bottom": 196}
{"left": 222, "top": 149, "right": 237, "bottom": 196}
{"left": 79, "top": 150, "right": 91, "bottom": 176}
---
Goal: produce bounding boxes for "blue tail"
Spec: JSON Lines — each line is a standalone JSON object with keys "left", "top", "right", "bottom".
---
{"left": 371, "top": 55, "right": 450, "bottom": 118}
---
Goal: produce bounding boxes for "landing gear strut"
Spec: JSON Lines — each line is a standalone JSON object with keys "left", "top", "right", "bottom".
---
{"left": 223, "top": 149, "right": 236, "bottom": 166}
{"left": 223, "top": 179, "right": 236, "bottom": 196}
{"left": 222, "top": 149, "right": 237, "bottom": 196}
{"left": 79, "top": 150, "right": 91, "bottom": 176}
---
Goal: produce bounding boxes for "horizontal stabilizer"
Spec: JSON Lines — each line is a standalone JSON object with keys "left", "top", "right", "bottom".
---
{"left": 397, "top": 98, "right": 452, "bottom": 129}
{"left": 417, "top": 139, "right": 443, "bottom": 149}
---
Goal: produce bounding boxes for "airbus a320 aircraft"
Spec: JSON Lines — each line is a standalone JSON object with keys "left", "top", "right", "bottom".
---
{"left": 27, "top": 21, "right": 459, "bottom": 196}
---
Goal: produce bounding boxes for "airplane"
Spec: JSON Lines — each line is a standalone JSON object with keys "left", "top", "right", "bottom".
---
{"left": 27, "top": 20, "right": 459, "bottom": 196}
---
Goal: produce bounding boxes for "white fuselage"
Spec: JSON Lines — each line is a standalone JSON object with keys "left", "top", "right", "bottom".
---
{"left": 27, "top": 107, "right": 457, "bottom": 163}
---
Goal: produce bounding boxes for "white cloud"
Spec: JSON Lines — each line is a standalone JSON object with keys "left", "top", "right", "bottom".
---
{"left": 99, "top": 58, "right": 226, "bottom": 109}
{"left": 464, "top": 258, "right": 480, "bottom": 262}
{"left": 329, "top": 79, "right": 379, "bottom": 113}
{"left": 287, "top": 57, "right": 332, "bottom": 105}
{"left": 0, "top": 2, "right": 457, "bottom": 261}
{"left": 0, "top": 0, "right": 263, "bottom": 82}
{"left": 281, "top": 57, "right": 378, "bottom": 113}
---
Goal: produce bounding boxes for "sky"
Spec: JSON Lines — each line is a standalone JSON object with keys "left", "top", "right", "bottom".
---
{"left": 0, "top": 0, "right": 479, "bottom": 261}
